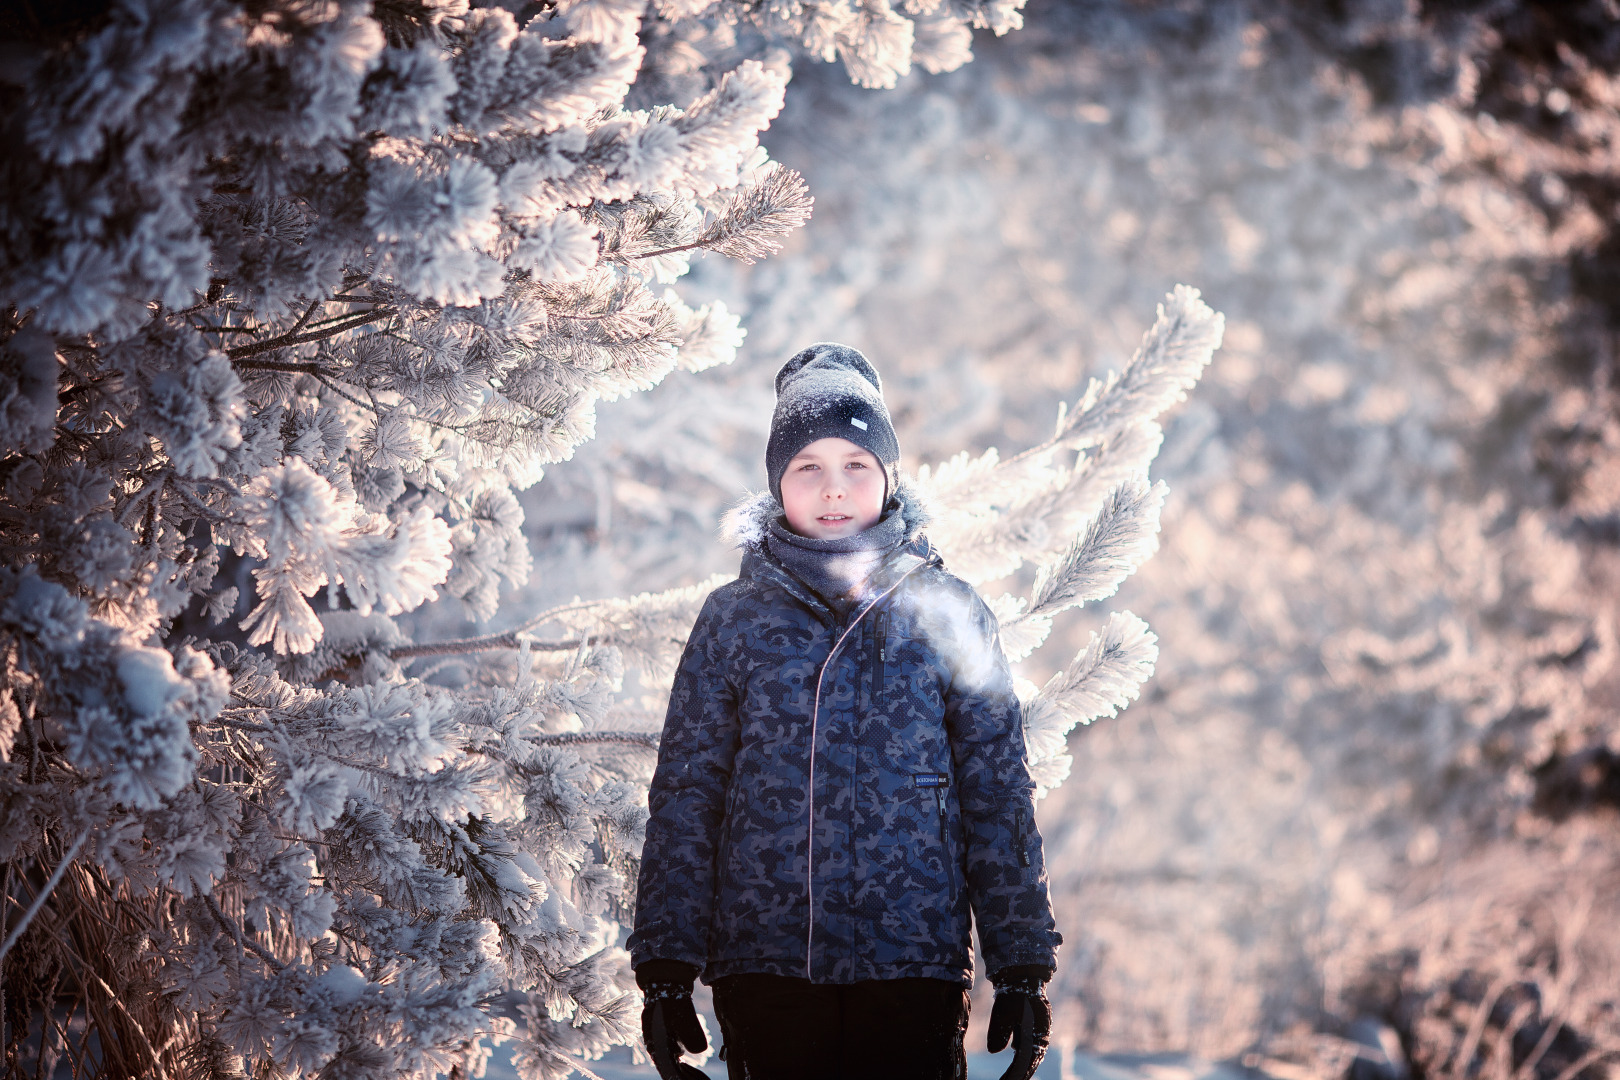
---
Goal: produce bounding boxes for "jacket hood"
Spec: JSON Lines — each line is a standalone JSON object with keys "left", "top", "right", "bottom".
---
{"left": 720, "top": 474, "right": 933, "bottom": 553}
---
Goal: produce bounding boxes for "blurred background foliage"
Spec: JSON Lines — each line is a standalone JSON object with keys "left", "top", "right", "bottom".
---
{"left": 439, "top": 1, "right": 1620, "bottom": 1075}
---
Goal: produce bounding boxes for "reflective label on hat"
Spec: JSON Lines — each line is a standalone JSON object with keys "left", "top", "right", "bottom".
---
{"left": 850, "top": 417, "right": 868, "bottom": 430}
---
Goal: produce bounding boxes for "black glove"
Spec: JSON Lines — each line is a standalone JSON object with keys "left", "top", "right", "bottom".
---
{"left": 637, "top": 960, "right": 709, "bottom": 1080}
{"left": 986, "top": 965, "right": 1053, "bottom": 1080}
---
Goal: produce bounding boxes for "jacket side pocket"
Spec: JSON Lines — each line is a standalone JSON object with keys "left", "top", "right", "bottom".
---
{"left": 915, "top": 773, "right": 956, "bottom": 905}
{"left": 937, "top": 787, "right": 957, "bottom": 906}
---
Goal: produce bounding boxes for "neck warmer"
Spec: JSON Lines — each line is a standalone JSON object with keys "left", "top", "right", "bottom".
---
{"left": 765, "top": 504, "right": 909, "bottom": 619}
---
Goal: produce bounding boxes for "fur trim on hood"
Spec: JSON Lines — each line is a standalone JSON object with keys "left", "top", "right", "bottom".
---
{"left": 720, "top": 474, "right": 933, "bottom": 551}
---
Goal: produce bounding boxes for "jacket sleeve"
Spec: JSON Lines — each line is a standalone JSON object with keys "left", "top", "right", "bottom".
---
{"left": 626, "top": 591, "right": 740, "bottom": 972}
{"left": 943, "top": 588, "right": 1063, "bottom": 976}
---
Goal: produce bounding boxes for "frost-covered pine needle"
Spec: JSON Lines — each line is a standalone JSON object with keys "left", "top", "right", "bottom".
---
{"left": 1021, "top": 611, "right": 1160, "bottom": 796}
{"left": 1027, "top": 478, "right": 1166, "bottom": 619}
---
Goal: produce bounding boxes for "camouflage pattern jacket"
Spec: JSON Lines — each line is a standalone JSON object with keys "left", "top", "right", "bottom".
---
{"left": 628, "top": 491, "right": 1062, "bottom": 987}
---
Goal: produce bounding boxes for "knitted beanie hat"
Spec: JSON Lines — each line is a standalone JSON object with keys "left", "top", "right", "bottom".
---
{"left": 765, "top": 343, "right": 901, "bottom": 503}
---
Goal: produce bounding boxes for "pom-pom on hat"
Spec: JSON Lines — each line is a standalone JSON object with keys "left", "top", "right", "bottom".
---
{"left": 766, "top": 343, "right": 900, "bottom": 503}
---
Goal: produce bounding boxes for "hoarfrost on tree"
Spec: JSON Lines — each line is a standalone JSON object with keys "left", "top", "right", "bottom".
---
{"left": 0, "top": 0, "right": 1093, "bottom": 1074}
{"left": 0, "top": 0, "right": 811, "bottom": 1075}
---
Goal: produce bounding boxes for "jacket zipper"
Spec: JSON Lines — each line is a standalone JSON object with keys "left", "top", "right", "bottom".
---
{"left": 804, "top": 560, "right": 926, "bottom": 980}
{"left": 1015, "top": 807, "right": 1030, "bottom": 868}
{"left": 936, "top": 786, "right": 956, "bottom": 904}
{"left": 871, "top": 608, "right": 887, "bottom": 699}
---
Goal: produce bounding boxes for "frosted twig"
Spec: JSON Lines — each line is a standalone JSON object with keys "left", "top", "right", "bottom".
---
{"left": 232, "top": 359, "right": 334, "bottom": 375}
{"left": 83, "top": 965, "right": 174, "bottom": 1079}
{"left": 205, "top": 894, "right": 286, "bottom": 972}
{"left": 227, "top": 307, "right": 394, "bottom": 360}
{"left": 1549, "top": 1048, "right": 1617, "bottom": 1080}
{"left": 0, "top": 831, "right": 88, "bottom": 964}
{"left": 695, "top": 164, "right": 814, "bottom": 264}
{"left": 391, "top": 635, "right": 583, "bottom": 660}
{"left": 1055, "top": 284, "right": 1224, "bottom": 453}
{"left": 530, "top": 731, "right": 659, "bottom": 749}
{"left": 1448, "top": 978, "right": 1508, "bottom": 1075}
{"left": 1035, "top": 611, "right": 1160, "bottom": 727}
{"left": 1026, "top": 479, "right": 1166, "bottom": 618}
{"left": 1515, "top": 1009, "right": 1568, "bottom": 1080}
{"left": 285, "top": 297, "right": 323, "bottom": 337}
{"left": 393, "top": 578, "right": 722, "bottom": 665}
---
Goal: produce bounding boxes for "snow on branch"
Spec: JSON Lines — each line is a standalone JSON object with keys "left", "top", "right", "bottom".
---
{"left": 1026, "top": 478, "right": 1166, "bottom": 620}
{"left": 391, "top": 572, "right": 730, "bottom": 680}
{"left": 1058, "top": 283, "right": 1225, "bottom": 452}
{"left": 1021, "top": 611, "right": 1160, "bottom": 797}
{"left": 919, "top": 286, "right": 1221, "bottom": 585}
{"left": 0, "top": 1, "right": 825, "bottom": 1074}
{"left": 548, "top": 573, "right": 733, "bottom": 679}
{"left": 688, "top": 163, "right": 815, "bottom": 264}
{"left": 684, "top": 0, "right": 1029, "bottom": 89}
{"left": 909, "top": 290, "right": 1216, "bottom": 798}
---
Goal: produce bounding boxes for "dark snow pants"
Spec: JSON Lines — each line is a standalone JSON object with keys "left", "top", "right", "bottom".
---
{"left": 710, "top": 974, "right": 969, "bottom": 1080}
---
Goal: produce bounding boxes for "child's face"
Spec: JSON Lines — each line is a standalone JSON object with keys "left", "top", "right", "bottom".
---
{"left": 780, "top": 437, "right": 887, "bottom": 539}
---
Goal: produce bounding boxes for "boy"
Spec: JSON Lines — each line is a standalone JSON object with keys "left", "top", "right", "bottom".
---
{"left": 628, "top": 344, "right": 1060, "bottom": 1080}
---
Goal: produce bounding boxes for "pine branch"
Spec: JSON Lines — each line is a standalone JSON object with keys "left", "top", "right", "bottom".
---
{"left": 621, "top": 238, "right": 709, "bottom": 262}
{"left": 0, "top": 832, "right": 87, "bottom": 964}
{"left": 1056, "top": 284, "right": 1224, "bottom": 452}
{"left": 390, "top": 635, "right": 585, "bottom": 659}
{"left": 1021, "top": 610, "right": 1160, "bottom": 798}
{"left": 232, "top": 360, "right": 334, "bottom": 374}
{"left": 693, "top": 164, "right": 814, "bottom": 264}
{"left": 1036, "top": 611, "right": 1160, "bottom": 725}
{"left": 918, "top": 287, "right": 1219, "bottom": 587}
{"left": 191, "top": 324, "right": 269, "bottom": 335}
{"left": 81, "top": 964, "right": 173, "bottom": 1077}
{"left": 388, "top": 596, "right": 611, "bottom": 660}
{"left": 929, "top": 422, "right": 1167, "bottom": 585}
{"left": 226, "top": 308, "right": 394, "bottom": 360}
{"left": 205, "top": 894, "right": 286, "bottom": 972}
{"left": 531, "top": 732, "right": 659, "bottom": 749}
{"left": 923, "top": 286, "right": 1221, "bottom": 519}
{"left": 597, "top": 195, "right": 704, "bottom": 263}
{"left": 1025, "top": 478, "right": 1166, "bottom": 619}
{"left": 285, "top": 297, "right": 323, "bottom": 336}
{"left": 624, "top": 167, "right": 812, "bottom": 264}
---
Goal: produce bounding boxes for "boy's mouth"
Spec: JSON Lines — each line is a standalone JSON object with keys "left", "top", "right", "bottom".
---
{"left": 819, "top": 514, "right": 851, "bottom": 523}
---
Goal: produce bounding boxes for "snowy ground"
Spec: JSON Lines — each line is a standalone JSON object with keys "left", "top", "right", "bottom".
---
{"left": 480, "top": 1043, "right": 1251, "bottom": 1080}
{"left": 476, "top": 982, "right": 1254, "bottom": 1080}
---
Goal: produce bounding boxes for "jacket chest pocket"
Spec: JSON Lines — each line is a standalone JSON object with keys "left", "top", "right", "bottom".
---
{"left": 869, "top": 609, "right": 889, "bottom": 700}
{"left": 868, "top": 613, "right": 944, "bottom": 709}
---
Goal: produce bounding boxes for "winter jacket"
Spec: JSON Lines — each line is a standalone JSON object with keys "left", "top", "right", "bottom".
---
{"left": 627, "top": 490, "right": 1061, "bottom": 987}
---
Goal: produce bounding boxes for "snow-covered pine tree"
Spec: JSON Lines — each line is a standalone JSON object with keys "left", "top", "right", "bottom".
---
{"left": 633, "top": 0, "right": 1030, "bottom": 99}
{"left": 0, "top": 1, "right": 1052, "bottom": 1077}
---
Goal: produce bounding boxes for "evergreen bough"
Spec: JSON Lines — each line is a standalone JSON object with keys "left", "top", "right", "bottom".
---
{"left": 0, "top": 2, "right": 1221, "bottom": 1077}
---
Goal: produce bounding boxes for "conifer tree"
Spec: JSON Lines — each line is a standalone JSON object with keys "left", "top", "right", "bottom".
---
{"left": 0, "top": 1, "right": 1217, "bottom": 1077}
